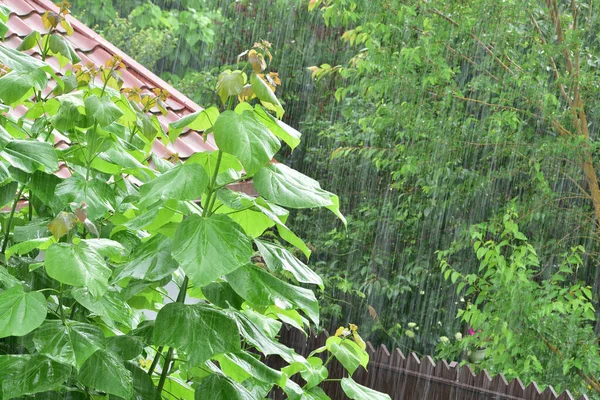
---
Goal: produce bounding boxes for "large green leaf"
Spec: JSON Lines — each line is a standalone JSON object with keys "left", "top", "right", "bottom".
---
{"left": 33, "top": 320, "right": 105, "bottom": 369}
{"left": 113, "top": 234, "right": 178, "bottom": 282}
{"left": 252, "top": 199, "right": 311, "bottom": 259}
{"left": 218, "top": 351, "right": 286, "bottom": 387}
{"left": 0, "top": 140, "right": 58, "bottom": 173}
{"left": 227, "top": 311, "right": 304, "bottom": 365}
{"left": 172, "top": 214, "right": 252, "bottom": 287}
{"left": 213, "top": 110, "right": 280, "bottom": 175}
{"left": 0, "top": 71, "right": 35, "bottom": 104}
{"left": 1, "top": 355, "right": 71, "bottom": 399}
{"left": 154, "top": 303, "right": 240, "bottom": 365}
{"left": 325, "top": 337, "right": 368, "bottom": 376}
{"left": 138, "top": 163, "right": 208, "bottom": 208}
{"left": 125, "top": 361, "right": 159, "bottom": 400}
{"left": 255, "top": 239, "right": 323, "bottom": 288}
{"left": 254, "top": 105, "right": 300, "bottom": 150}
{"left": 79, "top": 350, "right": 133, "bottom": 399}
{"left": 195, "top": 374, "right": 256, "bottom": 400}
{"left": 84, "top": 94, "right": 124, "bottom": 127}
{"left": 341, "top": 377, "right": 391, "bottom": 400}
{"left": 0, "top": 180, "right": 17, "bottom": 207}
{"left": 187, "top": 150, "right": 243, "bottom": 179}
{"left": 55, "top": 176, "right": 115, "bottom": 220}
{"left": 254, "top": 163, "right": 332, "bottom": 209}
{"left": 250, "top": 73, "right": 284, "bottom": 118}
{"left": 45, "top": 241, "right": 111, "bottom": 297}
{"left": 169, "top": 106, "right": 220, "bottom": 142}
{"left": 0, "top": 285, "right": 46, "bottom": 338}
{"left": 72, "top": 288, "right": 133, "bottom": 326}
{"left": 0, "top": 44, "right": 51, "bottom": 89}
{"left": 227, "top": 264, "right": 319, "bottom": 325}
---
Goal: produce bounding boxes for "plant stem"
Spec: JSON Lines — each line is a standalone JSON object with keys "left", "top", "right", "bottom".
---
{"left": 28, "top": 191, "right": 33, "bottom": 221}
{"left": 203, "top": 150, "right": 223, "bottom": 218}
{"left": 156, "top": 276, "right": 189, "bottom": 395}
{"left": 147, "top": 346, "right": 163, "bottom": 376}
{"left": 1, "top": 185, "right": 25, "bottom": 254}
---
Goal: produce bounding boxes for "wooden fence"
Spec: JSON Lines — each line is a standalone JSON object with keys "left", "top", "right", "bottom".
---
{"left": 267, "top": 326, "right": 589, "bottom": 400}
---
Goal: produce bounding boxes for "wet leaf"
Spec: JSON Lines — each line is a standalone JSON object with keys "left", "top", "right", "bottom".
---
{"left": 0, "top": 285, "right": 47, "bottom": 338}
{"left": 47, "top": 211, "right": 78, "bottom": 240}
{"left": 213, "top": 110, "right": 280, "bottom": 175}
{"left": 172, "top": 214, "right": 252, "bottom": 287}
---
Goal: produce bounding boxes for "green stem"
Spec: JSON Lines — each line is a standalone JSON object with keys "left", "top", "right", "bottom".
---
{"left": 147, "top": 346, "right": 163, "bottom": 376}
{"left": 155, "top": 276, "right": 189, "bottom": 396}
{"left": 28, "top": 191, "right": 33, "bottom": 221}
{"left": 203, "top": 150, "right": 223, "bottom": 217}
{"left": 1, "top": 186, "right": 25, "bottom": 254}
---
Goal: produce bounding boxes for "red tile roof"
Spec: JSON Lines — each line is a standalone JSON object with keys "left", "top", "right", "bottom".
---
{"left": 2, "top": 0, "right": 218, "bottom": 161}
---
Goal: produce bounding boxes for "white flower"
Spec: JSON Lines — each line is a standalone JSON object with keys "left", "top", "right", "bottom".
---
{"left": 439, "top": 336, "right": 450, "bottom": 344}
{"left": 460, "top": 297, "right": 465, "bottom": 302}
{"left": 455, "top": 332, "right": 463, "bottom": 341}
{"left": 437, "top": 321, "right": 442, "bottom": 326}
{"left": 405, "top": 330, "right": 415, "bottom": 338}
{"left": 420, "top": 290, "right": 425, "bottom": 295}
{"left": 407, "top": 322, "right": 417, "bottom": 328}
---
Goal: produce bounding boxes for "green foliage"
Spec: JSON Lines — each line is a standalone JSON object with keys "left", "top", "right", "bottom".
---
{"left": 438, "top": 208, "right": 600, "bottom": 397}
{"left": 0, "top": 10, "right": 387, "bottom": 399}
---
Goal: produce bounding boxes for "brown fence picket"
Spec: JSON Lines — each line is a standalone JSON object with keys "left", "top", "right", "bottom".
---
{"left": 267, "top": 326, "right": 590, "bottom": 400}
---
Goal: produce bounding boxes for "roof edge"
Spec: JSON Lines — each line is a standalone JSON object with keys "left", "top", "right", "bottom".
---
{"left": 33, "top": 0, "right": 203, "bottom": 113}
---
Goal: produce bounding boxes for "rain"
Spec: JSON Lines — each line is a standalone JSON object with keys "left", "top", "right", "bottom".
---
{"left": 0, "top": 0, "right": 599, "bottom": 398}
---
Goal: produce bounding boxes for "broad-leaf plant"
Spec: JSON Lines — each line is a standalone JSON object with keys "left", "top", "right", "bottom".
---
{"left": 0, "top": 4, "right": 389, "bottom": 400}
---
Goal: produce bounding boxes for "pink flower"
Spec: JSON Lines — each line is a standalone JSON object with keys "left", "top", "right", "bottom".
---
{"left": 468, "top": 328, "right": 476, "bottom": 336}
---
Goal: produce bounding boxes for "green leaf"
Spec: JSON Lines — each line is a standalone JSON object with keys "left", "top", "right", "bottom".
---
{"left": 47, "top": 211, "right": 78, "bottom": 240}
{"left": 202, "top": 281, "right": 244, "bottom": 309}
{"left": 216, "top": 70, "right": 246, "bottom": 104}
{"left": 250, "top": 73, "right": 284, "bottom": 118}
{"left": 254, "top": 163, "right": 333, "bottom": 209}
{"left": 79, "top": 350, "right": 133, "bottom": 399}
{"left": 33, "top": 320, "right": 105, "bottom": 369}
{"left": 169, "top": 106, "right": 220, "bottom": 142}
{"left": 303, "top": 387, "right": 331, "bottom": 400}
{"left": 45, "top": 241, "right": 111, "bottom": 297}
{"left": 172, "top": 214, "right": 252, "bottom": 287}
{"left": 84, "top": 94, "right": 124, "bottom": 127}
{"left": 255, "top": 239, "right": 323, "bottom": 288}
{"left": 72, "top": 288, "right": 133, "bottom": 326}
{"left": 17, "top": 31, "right": 41, "bottom": 51}
{"left": 106, "top": 335, "right": 144, "bottom": 360}
{"left": 113, "top": 234, "right": 178, "bottom": 282}
{"left": 218, "top": 351, "right": 286, "bottom": 386}
{"left": 0, "top": 180, "right": 17, "bottom": 207}
{"left": 213, "top": 110, "right": 280, "bottom": 175}
{"left": 195, "top": 373, "right": 256, "bottom": 400}
{"left": 55, "top": 176, "right": 115, "bottom": 220}
{"left": 326, "top": 337, "right": 368, "bottom": 375}
{"left": 0, "top": 285, "right": 47, "bottom": 338}
{"left": 5, "top": 236, "right": 53, "bottom": 259}
{"left": 1, "top": 355, "right": 71, "bottom": 399}
{"left": 227, "top": 264, "right": 319, "bottom": 325}
{"left": 0, "top": 139, "right": 58, "bottom": 173}
{"left": 139, "top": 163, "right": 209, "bottom": 208}
{"left": 341, "top": 377, "right": 391, "bottom": 400}
{"left": 254, "top": 105, "right": 300, "bottom": 149}
{"left": 253, "top": 199, "right": 311, "bottom": 258}
{"left": 0, "top": 45, "right": 51, "bottom": 88}
{"left": 0, "top": 71, "right": 35, "bottom": 104}
{"left": 227, "top": 311, "right": 304, "bottom": 365}
{"left": 187, "top": 150, "right": 243, "bottom": 179}
{"left": 125, "top": 361, "right": 159, "bottom": 400}
{"left": 154, "top": 303, "right": 241, "bottom": 365}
